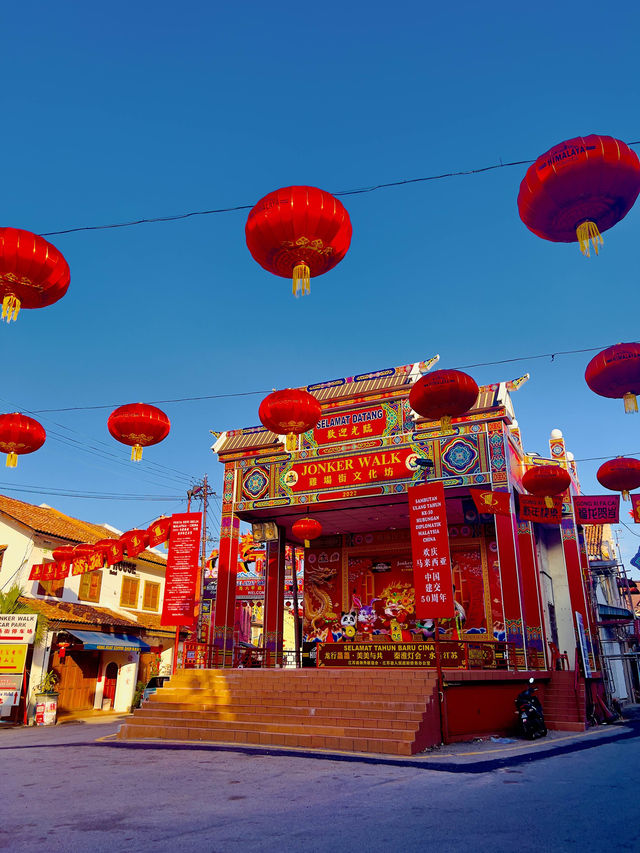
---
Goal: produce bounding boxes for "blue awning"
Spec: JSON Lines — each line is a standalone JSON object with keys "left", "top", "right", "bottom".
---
{"left": 67, "top": 630, "right": 150, "bottom": 652}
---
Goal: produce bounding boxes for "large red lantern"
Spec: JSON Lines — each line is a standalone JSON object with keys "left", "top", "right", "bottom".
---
{"left": 292, "top": 517, "right": 323, "bottom": 548}
{"left": 0, "top": 228, "right": 70, "bottom": 322}
{"left": 408, "top": 370, "right": 479, "bottom": 433}
{"left": 518, "top": 135, "right": 640, "bottom": 257}
{"left": 245, "top": 186, "right": 352, "bottom": 297}
{"left": 585, "top": 342, "right": 640, "bottom": 414}
{"left": 597, "top": 457, "right": 640, "bottom": 501}
{"left": 119, "top": 529, "right": 149, "bottom": 558}
{"left": 259, "top": 389, "right": 322, "bottom": 451}
{"left": 522, "top": 464, "right": 571, "bottom": 508}
{"left": 52, "top": 545, "right": 75, "bottom": 563}
{"left": 147, "top": 517, "right": 172, "bottom": 548}
{"left": 93, "top": 538, "right": 122, "bottom": 567}
{"left": 107, "top": 403, "right": 170, "bottom": 461}
{"left": 72, "top": 543, "right": 95, "bottom": 574}
{"left": 0, "top": 413, "right": 46, "bottom": 467}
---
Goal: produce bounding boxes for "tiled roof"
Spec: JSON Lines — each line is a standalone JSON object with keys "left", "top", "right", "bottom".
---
{"left": 19, "top": 596, "right": 138, "bottom": 628}
{"left": 0, "top": 493, "right": 166, "bottom": 566}
{"left": 131, "top": 611, "right": 181, "bottom": 635}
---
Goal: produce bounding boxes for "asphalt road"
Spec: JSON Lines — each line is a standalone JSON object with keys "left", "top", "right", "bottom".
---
{"left": 2, "top": 720, "right": 638, "bottom": 852}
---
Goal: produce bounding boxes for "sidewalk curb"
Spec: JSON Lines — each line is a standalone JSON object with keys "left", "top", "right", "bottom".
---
{"left": 100, "top": 719, "right": 640, "bottom": 773}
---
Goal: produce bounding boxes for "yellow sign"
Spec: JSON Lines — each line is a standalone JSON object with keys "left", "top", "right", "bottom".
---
{"left": 0, "top": 644, "right": 27, "bottom": 674}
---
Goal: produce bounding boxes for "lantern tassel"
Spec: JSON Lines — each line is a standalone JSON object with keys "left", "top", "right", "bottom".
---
{"left": 285, "top": 433, "right": 297, "bottom": 452}
{"left": 5, "top": 452, "right": 17, "bottom": 468}
{"left": 440, "top": 415, "right": 453, "bottom": 434}
{"left": 1, "top": 294, "right": 20, "bottom": 323}
{"left": 576, "top": 221, "right": 603, "bottom": 257}
{"left": 623, "top": 392, "right": 638, "bottom": 414}
{"left": 544, "top": 496, "right": 554, "bottom": 509}
{"left": 131, "top": 444, "right": 144, "bottom": 462}
{"left": 292, "top": 263, "right": 311, "bottom": 297}
{"left": 622, "top": 489, "right": 630, "bottom": 501}
{"left": 304, "top": 539, "right": 310, "bottom": 548}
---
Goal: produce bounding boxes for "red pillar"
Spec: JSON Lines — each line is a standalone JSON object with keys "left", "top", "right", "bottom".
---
{"left": 494, "top": 507, "right": 528, "bottom": 669}
{"left": 263, "top": 532, "right": 286, "bottom": 667}
{"left": 212, "top": 512, "right": 240, "bottom": 666}
{"left": 516, "top": 521, "right": 548, "bottom": 669}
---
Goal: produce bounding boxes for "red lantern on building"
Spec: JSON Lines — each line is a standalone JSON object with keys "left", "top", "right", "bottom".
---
{"left": 119, "top": 529, "right": 149, "bottom": 558}
{"left": 52, "top": 545, "right": 75, "bottom": 563}
{"left": 0, "top": 413, "right": 46, "bottom": 467}
{"left": 522, "top": 464, "right": 572, "bottom": 508}
{"left": 597, "top": 457, "right": 640, "bottom": 501}
{"left": 408, "top": 370, "right": 479, "bottom": 433}
{"left": 245, "top": 186, "right": 352, "bottom": 297}
{"left": 585, "top": 342, "right": 640, "bottom": 414}
{"left": 292, "top": 517, "right": 323, "bottom": 548}
{"left": 147, "top": 517, "right": 172, "bottom": 548}
{"left": 0, "top": 228, "right": 70, "bottom": 322}
{"left": 107, "top": 403, "right": 170, "bottom": 461}
{"left": 92, "top": 538, "right": 120, "bottom": 567}
{"left": 57, "top": 641, "right": 70, "bottom": 661}
{"left": 518, "top": 135, "right": 640, "bottom": 257}
{"left": 259, "top": 389, "right": 322, "bottom": 451}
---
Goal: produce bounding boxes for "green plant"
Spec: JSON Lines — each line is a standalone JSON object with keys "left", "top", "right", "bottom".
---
{"left": 36, "top": 670, "right": 59, "bottom": 694}
{"left": 132, "top": 680, "right": 145, "bottom": 709}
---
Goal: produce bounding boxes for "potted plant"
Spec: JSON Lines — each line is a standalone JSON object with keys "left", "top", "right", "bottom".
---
{"left": 34, "top": 670, "right": 59, "bottom": 726}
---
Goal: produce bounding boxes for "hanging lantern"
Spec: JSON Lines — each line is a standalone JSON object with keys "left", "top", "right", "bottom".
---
{"left": 245, "top": 186, "right": 352, "bottom": 297}
{"left": 52, "top": 545, "right": 75, "bottom": 563}
{"left": 147, "top": 517, "right": 172, "bottom": 548}
{"left": 107, "top": 403, "right": 170, "bottom": 461}
{"left": 119, "top": 529, "right": 150, "bottom": 558}
{"left": 72, "top": 543, "right": 95, "bottom": 575}
{"left": 522, "top": 464, "right": 572, "bottom": 508}
{"left": 0, "top": 228, "right": 70, "bottom": 323}
{"left": 518, "top": 135, "right": 640, "bottom": 257}
{"left": 408, "top": 370, "right": 479, "bottom": 433}
{"left": 292, "top": 517, "right": 323, "bottom": 548}
{"left": 0, "top": 413, "right": 46, "bottom": 467}
{"left": 597, "top": 457, "right": 640, "bottom": 501}
{"left": 93, "top": 538, "right": 122, "bottom": 567}
{"left": 259, "top": 388, "right": 322, "bottom": 451}
{"left": 585, "top": 342, "right": 640, "bottom": 414}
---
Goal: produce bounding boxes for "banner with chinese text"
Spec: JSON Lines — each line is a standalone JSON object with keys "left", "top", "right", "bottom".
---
{"left": 160, "top": 512, "right": 202, "bottom": 627}
{"left": 573, "top": 495, "right": 620, "bottom": 525}
{"left": 518, "top": 494, "right": 562, "bottom": 524}
{"left": 408, "top": 481, "right": 455, "bottom": 619}
{"left": 631, "top": 494, "right": 640, "bottom": 524}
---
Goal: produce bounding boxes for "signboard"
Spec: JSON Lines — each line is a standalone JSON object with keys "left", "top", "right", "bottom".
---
{"left": 0, "top": 689, "right": 20, "bottom": 713}
{"left": 312, "top": 404, "right": 389, "bottom": 446}
{"left": 316, "top": 641, "right": 466, "bottom": 668}
{"left": 518, "top": 495, "right": 562, "bottom": 524}
{"left": 408, "top": 481, "right": 455, "bottom": 619}
{"left": 0, "top": 674, "right": 23, "bottom": 690}
{"left": 160, "top": 512, "right": 202, "bottom": 627}
{"left": 0, "top": 614, "right": 38, "bottom": 644}
{"left": 631, "top": 494, "right": 640, "bottom": 524}
{"left": 575, "top": 612, "right": 592, "bottom": 678}
{"left": 0, "top": 644, "right": 28, "bottom": 674}
{"left": 282, "top": 447, "right": 418, "bottom": 493}
{"left": 573, "top": 495, "right": 620, "bottom": 525}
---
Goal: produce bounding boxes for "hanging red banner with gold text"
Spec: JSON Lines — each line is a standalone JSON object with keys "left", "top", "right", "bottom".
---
{"left": 572, "top": 495, "right": 620, "bottom": 525}
{"left": 408, "top": 481, "right": 455, "bottom": 619}
{"left": 518, "top": 494, "right": 562, "bottom": 524}
{"left": 631, "top": 494, "right": 640, "bottom": 524}
{"left": 468, "top": 487, "right": 511, "bottom": 516}
{"left": 160, "top": 512, "right": 202, "bottom": 628}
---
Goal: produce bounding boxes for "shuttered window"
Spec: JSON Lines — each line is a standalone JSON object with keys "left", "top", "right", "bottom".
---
{"left": 142, "top": 581, "right": 160, "bottom": 612}
{"left": 120, "top": 576, "right": 140, "bottom": 609}
{"left": 37, "top": 579, "right": 64, "bottom": 598}
{"left": 78, "top": 571, "right": 102, "bottom": 603}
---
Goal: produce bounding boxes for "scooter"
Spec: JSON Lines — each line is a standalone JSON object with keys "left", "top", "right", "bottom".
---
{"left": 515, "top": 677, "right": 547, "bottom": 740}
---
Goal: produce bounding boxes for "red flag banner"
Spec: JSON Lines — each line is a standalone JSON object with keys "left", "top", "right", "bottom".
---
{"left": 573, "top": 495, "right": 620, "bottom": 525}
{"left": 54, "top": 561, "right": 71, "bottom": 580}
{"left": 408, "top": 481, "right": 456, "bottom": 620}
{"left": 41, "top": 563, "right": 57, "bottom": 581}
{"left": 72, "top": 558, "right": 88, "bottom": 576}
{"left": 631, "top": 494, "right": 640, "bottom": 524}
{"left": 147, "top": 517, "right": 172, "bottom": 547}
{"left": 28, "top": 564, "right": 44, "bottom": 581}
{"left": 161, "top": 512, "right": 202, "bottom": 627}
{"left": 105, "top": 540, "right": 124, "bottom": 566}
{"left": 469, "top": 487, "right": 512, "bottom": 516}
{"left": 518, "top": 494, "right": 562, "bottom": 524}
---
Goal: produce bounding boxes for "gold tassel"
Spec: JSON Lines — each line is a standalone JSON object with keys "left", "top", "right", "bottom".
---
{"left": 576, "top": 221, "right": 603, "bottom": 257}
{"left": 285, "top": 433, "right": 297, "bottom": 452}
{"left": 5, "top": 452, "right": 17, "bottom": 468}
{"left": 292, "top": 263, "right": 311, "bottom": 297}
{"left": 622, "top": 489, "right": 630, "bottom": 501}
{"left": 2, "top": 294, "right": 20, "bottom": 323}
{"left": 623, "top": 392, "right": 638, "bottom": 413}
{"left": 131, "top": 444, "right": 143, "bottom": 462}
{"left": 440, "top": 415, "right": 453, "bottom": 434}
{"left": 304, "top": 539, "right": 310, "bottom": 548}
{"left": 544, "top": 496, "right": 553, "bottom": 509}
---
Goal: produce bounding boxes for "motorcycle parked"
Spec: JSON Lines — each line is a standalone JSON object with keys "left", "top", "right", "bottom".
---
{"left": 515, "top": 677, "right": 547, "bottom": 739}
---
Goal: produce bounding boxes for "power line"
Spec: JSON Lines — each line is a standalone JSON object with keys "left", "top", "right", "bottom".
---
{"left": 37, "top": 141, "right": 640, "bottom": 238}
{"left": 0, "top": 482, "right": 184, "bottom": 501}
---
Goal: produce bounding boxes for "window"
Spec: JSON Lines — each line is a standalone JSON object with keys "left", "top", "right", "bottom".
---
{"left": 0, "top": 545, "right": 7, "bottom": 570}
{"left": 78, "top": 571, "right": 102, "bottom": 603}
{"left": 120, "top": 576, "right": 140, "bottom": 609}
{"left": 142, "top": 581, "right": 160, "bottom": 612}
{"left": 37, "top": 579, "right": 64, "bottom": 598}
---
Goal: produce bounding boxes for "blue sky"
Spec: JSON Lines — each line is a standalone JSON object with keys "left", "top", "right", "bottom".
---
{"left": 1, "top": 2, "right": 639, "bottom": 567}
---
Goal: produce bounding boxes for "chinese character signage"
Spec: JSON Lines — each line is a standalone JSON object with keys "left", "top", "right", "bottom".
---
{"left": 282, "top": 448, "right": 418, "bottom": 493}
{"left": 316, "top": 641, "right": 465, "bottom": 668}
{"left": 311, "top": 404, "right": 389, "bottom": 446}
{"left": 160, "top": 512, "right": 202, "bottom": 627}
{"left": 408, "top": 481, "right": 455, "bottom": 619}
{"left": 518, "top": 495, "right": 562, "bottom": 524}
{"left": 631, "top": 494, "right": 640, "bottom": 524}
{"left": 0, "top": 614, "right": 38, "bottom": 644}
{"left": 0, "top": 644, "right": 28, "bottom": 674}
{"left": 573, "top": 495, "right": 620, "bottom": 525}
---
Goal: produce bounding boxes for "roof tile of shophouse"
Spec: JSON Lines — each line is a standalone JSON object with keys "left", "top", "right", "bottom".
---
{"left": 19, "top": 596, "right": 139, "bottom": 628}
{"left": 0, "top": 494, "right": 166, "bottom": 567}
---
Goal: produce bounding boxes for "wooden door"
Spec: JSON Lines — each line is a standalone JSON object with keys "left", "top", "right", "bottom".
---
{"left": 103, "top": 661, "right": 118, "bottom": 705}
{"left": 52, "top": 651, "right": 99, "bottom": 713}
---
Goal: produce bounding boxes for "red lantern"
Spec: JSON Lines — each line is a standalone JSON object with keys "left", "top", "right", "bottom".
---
{"left": 147, "top": 517, "right": 172, "bottom": 547}
{"left": 585, "top": 342, "right": 640, "bottom": 414}
{"left": 73, "top": 544, "right": 94, "bottom": 559}
{"left": 52, "top": 545, "right": 75, "bottom": 563}
{"left": 292, "top": 517, "right": 323, "bottom": 548}
{"left": 245, "top": 186, "right": 352, "bottom": 297}
{"left": 57, "top": 641, "right": 70, "bottom": 661}
{"left": 93, "top": 538, "right": 121, "bottom": 566}
{"left": 107, "top": 403, "right": 170, "bottom": 461}
{"left": 0, "top": 228, "right": 70, "bottom": 322}
{"left": 597, "top": 457, "right": 640, "bottom": 501}
{"left": 518, "top": 135, "right": 640, "bottom": 257}
{"left": 119, "top": 529, "right": 149, "bottom": 558}
{"left": 408, "top": 370, "right": 479, "bottom": 433}
{"left": 522, "top": 464, "right": 572, "bottom": 508}
{"left": 259, "top": 389, "right": 322, "bottom": 451}
{"left": 0, "top": 413, "right": 46, "bottom": 467}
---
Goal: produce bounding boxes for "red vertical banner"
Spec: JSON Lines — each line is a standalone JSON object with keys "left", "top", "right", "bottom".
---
{"left": 161, "top": 512, "right": 202, "bottom": 627}
{"left": 631, "top": 494, "right": 640, "bottom": 524}
{"left": 408, "top": 482, "right": 455, "bottom": 619}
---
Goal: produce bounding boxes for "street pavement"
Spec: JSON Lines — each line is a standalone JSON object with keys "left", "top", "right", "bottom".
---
{"left": 2, "top": 713, "right": 639, "bottom": 851}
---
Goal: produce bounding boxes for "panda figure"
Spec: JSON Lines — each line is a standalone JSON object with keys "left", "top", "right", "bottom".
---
{"left": 340, "top": 610, "right": 358, "bottom": 642}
